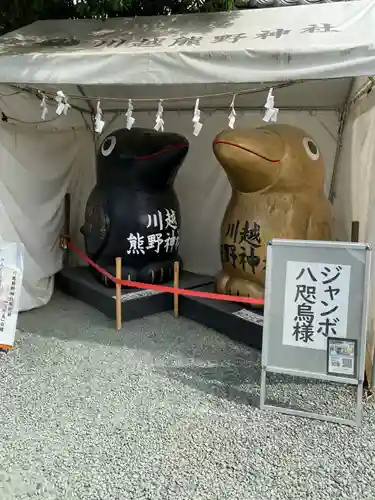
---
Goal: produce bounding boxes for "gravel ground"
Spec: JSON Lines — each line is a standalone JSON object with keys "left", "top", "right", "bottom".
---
{"left": 0, "top": 291, "right": 375, "bottom": 500}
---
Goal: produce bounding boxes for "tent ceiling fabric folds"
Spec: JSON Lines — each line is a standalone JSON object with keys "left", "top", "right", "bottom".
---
{"left": 0, "top": 1, "right": 375, "bottom": 85}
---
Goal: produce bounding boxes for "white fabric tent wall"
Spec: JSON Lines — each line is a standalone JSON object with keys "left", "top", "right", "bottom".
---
{"left": 0, "top": 87, "right": 94, "bottom": 310}
{"left": 333, "top": 81, "right": 375, "bottom": 380}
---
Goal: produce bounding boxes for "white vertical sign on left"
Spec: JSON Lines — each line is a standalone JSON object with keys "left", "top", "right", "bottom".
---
{"left": 0, "top": 242, "right": 24, "bottom": 350}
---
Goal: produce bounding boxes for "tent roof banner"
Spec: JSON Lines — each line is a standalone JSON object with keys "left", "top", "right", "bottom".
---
{"left": 0, "top": 1, "right": 374, "bottom": 85}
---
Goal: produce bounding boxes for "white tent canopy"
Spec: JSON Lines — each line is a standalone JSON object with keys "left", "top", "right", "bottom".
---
{"left": 0, "top": 0, "right": 375, "bottom": 378}
{"left": 0, "top": 0, "right": 375, "bottom": 86}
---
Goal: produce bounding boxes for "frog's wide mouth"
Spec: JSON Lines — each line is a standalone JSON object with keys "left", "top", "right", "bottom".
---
{"left": 118, "top": 143, "right": 189, "bottom": 161}
{"left": 213, "top": 140, "right": 281, "bottom": 163}
{"left": 136, "top": 143, "right": 189, "bottom": 160}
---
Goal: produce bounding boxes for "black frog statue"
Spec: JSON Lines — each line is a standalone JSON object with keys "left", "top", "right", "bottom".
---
{"left": 81, "top": 127, "right": 189, "bottom": 287}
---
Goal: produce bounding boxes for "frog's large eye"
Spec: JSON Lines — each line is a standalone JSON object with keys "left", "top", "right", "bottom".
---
{"left": 101, "top": 136, "right": 116, "bottom": 157}
{"left": 303, "top": 137, "right": 320, "bottom": 161}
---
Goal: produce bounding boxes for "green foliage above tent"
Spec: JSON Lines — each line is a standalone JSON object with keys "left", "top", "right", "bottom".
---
{"left": 0, "top": 0, "right": 234, "bottom": 36}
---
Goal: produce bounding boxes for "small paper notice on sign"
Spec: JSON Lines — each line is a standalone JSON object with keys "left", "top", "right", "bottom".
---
{"left": 327, "top": 338, "right": 356, "bottom": 378}
{"left": 233, "top": 308, "right": 263, "bottom": 326}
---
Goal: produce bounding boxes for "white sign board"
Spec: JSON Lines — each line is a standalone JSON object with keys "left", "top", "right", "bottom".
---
{"left": 260, "top": 239, "right": 371, "bottom": 427}
{"left": 282, "top": 261, "right": 351, "bottom": 350}
{"left": 0, "top": 242, "right": 24, "bottom": 349}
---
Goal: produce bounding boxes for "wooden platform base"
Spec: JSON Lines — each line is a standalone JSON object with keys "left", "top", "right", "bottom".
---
{"left": 58, "top": 267, "right": 263, "bottom": 349}
{"left": 57, "top": 266, "right": 213, "bottom": 322}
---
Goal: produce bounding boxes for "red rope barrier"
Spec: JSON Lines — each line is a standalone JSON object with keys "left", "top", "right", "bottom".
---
{"left": 67, "top": 241, "right": 265, "bottom": 306}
